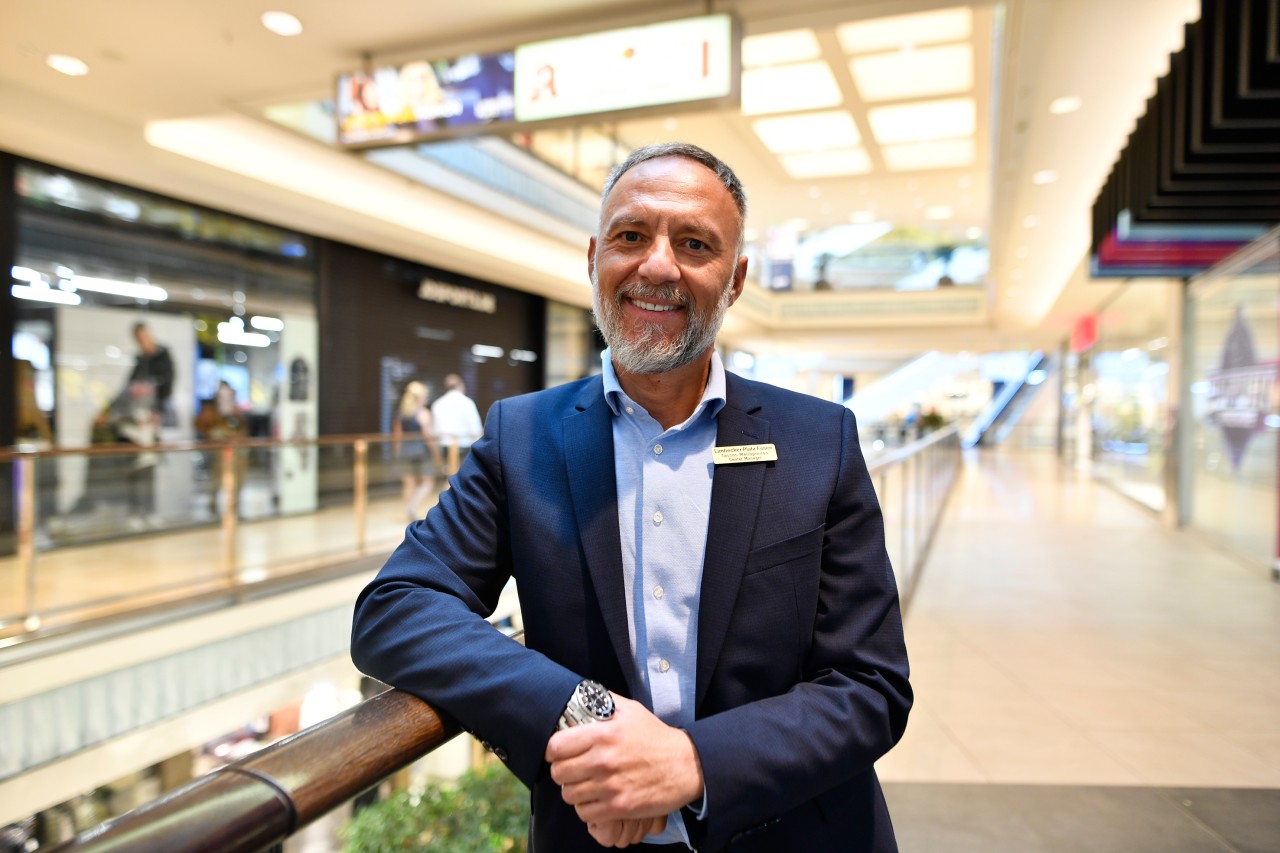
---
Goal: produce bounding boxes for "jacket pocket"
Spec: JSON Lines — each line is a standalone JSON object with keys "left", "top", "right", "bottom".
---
{"left": 743, "top": 524, "right": 823, "bottom": 575}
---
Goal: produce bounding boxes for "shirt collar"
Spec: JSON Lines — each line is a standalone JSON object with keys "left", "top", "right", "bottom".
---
{"left": 601, "top": 348, "right": 727, "bottom": 421}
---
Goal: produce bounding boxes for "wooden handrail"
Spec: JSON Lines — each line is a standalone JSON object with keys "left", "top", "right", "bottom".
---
{"left": 47, "top": 689, "right": 460, "bottom": 852}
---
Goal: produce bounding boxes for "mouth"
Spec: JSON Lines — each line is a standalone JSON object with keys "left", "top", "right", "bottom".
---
{"left": 629, "top": 298, "right": 681, "bottom": 313}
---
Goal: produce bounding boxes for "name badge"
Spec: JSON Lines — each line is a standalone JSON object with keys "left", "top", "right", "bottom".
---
{"left": 713, "top": 443, "right": 777, "bottom": 465}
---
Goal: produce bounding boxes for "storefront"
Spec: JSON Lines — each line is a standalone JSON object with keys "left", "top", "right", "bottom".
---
{"left": 1183, "top": 229, "right": 1279, "bottom": 575}
{"left": 4, "top": 153, "right": 598, "bottom": 555}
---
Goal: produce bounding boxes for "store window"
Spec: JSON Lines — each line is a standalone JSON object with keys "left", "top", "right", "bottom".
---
{"left": 1186, "top": 230, "right": 1279, "bottom": 570}
{"left": 10, "top": 160, "right": 318, "bottom": 538}
{"left": 1087, "top": 282, "right": 1178, "bottom": 512}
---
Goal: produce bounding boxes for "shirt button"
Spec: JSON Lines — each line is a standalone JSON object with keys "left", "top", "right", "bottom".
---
{"left": 625, "top": 406, "right": 634, "bottom": 414}
{"left": 658, "top": 658, "right": 671, "bottom": 673}
{"left": 653, "top": 585, "right": 664, "bottom": 600}
{"left": 652, "top": 510, "right": 663, "bottom": 525}
{"left": 653, "top": 444, "right": 663, "bottom": 455}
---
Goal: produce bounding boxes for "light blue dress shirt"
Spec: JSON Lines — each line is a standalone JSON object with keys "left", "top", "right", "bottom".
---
{"left": 601, "top": 348, "right": 725, "bottom": 847}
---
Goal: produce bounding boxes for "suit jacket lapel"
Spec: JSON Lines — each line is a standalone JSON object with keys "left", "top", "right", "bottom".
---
{"left": 562, "top": 379, "right": 641, "bottom": 698}
{"left": 696, "top": 375, "right": 768, "bottom": 711}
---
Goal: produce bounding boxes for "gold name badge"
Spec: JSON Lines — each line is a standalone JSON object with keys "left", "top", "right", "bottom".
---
{"left": 712, "top": 443, "right": 778, "bottom": 465}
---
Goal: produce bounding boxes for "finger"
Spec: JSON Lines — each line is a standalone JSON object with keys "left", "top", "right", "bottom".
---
{"left": 587, "top": 821, "right": 621, "bottom": 847}
{"left": 544, "top": 725, "right": 599, "bottom": 763}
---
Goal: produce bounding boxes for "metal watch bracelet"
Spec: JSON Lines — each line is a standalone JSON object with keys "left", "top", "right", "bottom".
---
{"left": 557, "top": 679, "right": 615, "bottom": 729}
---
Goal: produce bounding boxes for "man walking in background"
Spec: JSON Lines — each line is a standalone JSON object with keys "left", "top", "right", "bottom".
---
{"left": 430, "top": 373, "right": 482, "bottom": 474}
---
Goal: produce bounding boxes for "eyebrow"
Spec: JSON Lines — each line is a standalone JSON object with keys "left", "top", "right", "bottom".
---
{"left": 604, "top": 215, "right": 724, "bottom": 245}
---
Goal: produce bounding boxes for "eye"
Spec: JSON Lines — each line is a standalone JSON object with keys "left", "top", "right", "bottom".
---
{"left": 687, "top": 238, "right": 706, "bottom": 251}
{"left": 620, "top": 231, "right": 641, "bottom": 243}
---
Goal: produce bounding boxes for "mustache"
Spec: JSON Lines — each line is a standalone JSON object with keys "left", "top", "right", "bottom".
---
{"left": 614, "top": 282, "right": 689, "bottom": 307}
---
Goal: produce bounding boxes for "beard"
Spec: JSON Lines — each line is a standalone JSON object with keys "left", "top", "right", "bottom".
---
{"left": 592, "top": 272, "right": 736, "bottom": 375}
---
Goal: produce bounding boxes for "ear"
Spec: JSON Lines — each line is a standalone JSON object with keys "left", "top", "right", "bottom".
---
{"left": 587, "top": 237, "right": 597, "bottom": 282}
{"left": 726, "top": 255, "right": 748, "bottom": 307}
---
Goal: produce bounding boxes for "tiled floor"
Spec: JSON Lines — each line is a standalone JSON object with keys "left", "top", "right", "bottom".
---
{"left": 878, "top": 449, "right": 1280, "bottom": 851}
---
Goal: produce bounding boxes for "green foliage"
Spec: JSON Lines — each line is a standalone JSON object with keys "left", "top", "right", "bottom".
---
{"left": 340, "top": 761, "right": 529, "bottom": 853}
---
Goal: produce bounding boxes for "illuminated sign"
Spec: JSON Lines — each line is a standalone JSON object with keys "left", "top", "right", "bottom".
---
{"left": 417, "top": 278, "right": 497, "bottom": 314}
{"left": 336, "top": 52, "right": 516, "bottom": 147}
{"left": 513, "top": 14, "right": 738, "bottom": 122}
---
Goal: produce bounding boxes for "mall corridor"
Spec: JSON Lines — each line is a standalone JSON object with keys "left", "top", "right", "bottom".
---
{"left": 879, "top": 449, "right": 1280, "bottom": 852}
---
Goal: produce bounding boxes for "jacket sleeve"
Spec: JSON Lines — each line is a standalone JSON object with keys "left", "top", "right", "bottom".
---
{"left": 350, "top": 399, "right": 582, "bottom": 787}
{"left": 685, "top": 407, "right": 912, "bottom": 850}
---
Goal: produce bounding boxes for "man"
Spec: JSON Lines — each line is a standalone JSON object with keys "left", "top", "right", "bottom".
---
{"left": 351, "top": 142, "right": 911, "bottom": 851}
{"left": 429, "top": 373, "right": 483, "bottom": 471}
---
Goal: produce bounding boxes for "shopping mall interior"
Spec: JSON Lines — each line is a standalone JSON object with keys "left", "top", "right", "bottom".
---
{"left": 1, "top": 0, "right": 1278, "bottom": 850}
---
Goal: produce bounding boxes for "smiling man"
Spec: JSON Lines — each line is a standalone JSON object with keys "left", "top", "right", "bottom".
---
{"left": 351, "top": 142, "right": 912, "bottom": 852}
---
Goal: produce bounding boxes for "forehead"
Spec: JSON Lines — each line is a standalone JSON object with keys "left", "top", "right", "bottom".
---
{"left": 601, "top": 156, "right": 738, "bottom": 227}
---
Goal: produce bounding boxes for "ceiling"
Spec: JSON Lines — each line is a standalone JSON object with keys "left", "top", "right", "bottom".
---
{"left": 0, "top": 0, "right": 1200, "bottom": 373}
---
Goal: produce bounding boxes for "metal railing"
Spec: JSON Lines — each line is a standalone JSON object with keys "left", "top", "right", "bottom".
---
{"left": 31, "top": 431, "right": 960, "bottom": 852}
{"left": 0, "top": 435, "right": 462, "bottom": 642}
{"left": 866, "top": 424, "right": 962, "bottom": 605}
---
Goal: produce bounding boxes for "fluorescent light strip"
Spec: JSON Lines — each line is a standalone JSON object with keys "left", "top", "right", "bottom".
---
{"left": 12, "top": 284, "right": 82, "bottom": 305}
{"left": 72, "top": 275, "right": 168, "bottom": 301}
{"left": 249, "top": 315, "right": 285, "bottom": 331}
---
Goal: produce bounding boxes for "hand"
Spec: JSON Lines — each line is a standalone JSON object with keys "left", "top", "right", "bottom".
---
{"left": 546, "top": 694, "right": 703, "bottom": 824}
{"left": 587, "top": 816, "right": 667, "bottom": 848}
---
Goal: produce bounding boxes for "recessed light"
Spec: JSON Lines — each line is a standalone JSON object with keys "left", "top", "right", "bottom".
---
{"left": 965, "top": 226, "right": 982, "bottom": 240}
{"left": 46, "top": 54, "right": 89, "bottom": 76}
{"left": 925, "top": 205, "right": 953, "bottom": 220}
{"left": 1048, "top": 96, "right": 1083, "bottom": 115}
{"left": 262, "top": 11, "right": 303, "bottom": 37}
{"left": 1023, "top": 215, "right": 1038, "bottom": 228}
{"left": 1032, "top": 169, "right": 1058, "bottom": 185}
{"left": 851, "top": 210, "right": 877, "bottom": 224}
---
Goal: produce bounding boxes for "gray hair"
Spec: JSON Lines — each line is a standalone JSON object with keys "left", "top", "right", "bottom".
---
{"left": 599, "top": 142, "right": 748, "bottom": 253}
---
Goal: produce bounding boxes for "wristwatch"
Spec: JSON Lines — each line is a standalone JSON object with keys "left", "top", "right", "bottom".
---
{"left": 557, "top": 680, "right": 615, "bottom": 729}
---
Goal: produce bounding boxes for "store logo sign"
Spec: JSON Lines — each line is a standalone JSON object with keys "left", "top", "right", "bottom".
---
{"left": 1207, "top": 306, "right": 1278, "bottom": 469}
{"left": 417, "top": 278, "right": 496, "bottom": 314}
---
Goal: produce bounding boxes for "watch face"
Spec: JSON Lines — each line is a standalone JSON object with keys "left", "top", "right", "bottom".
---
{"left": 580, "top": 681, "right": 614, "bottom": 719}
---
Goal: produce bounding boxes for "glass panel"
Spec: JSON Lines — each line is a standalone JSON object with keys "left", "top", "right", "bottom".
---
{"left": 1089, "top": 281, "right": 1176, "bottom": 511}
{"left": 1187, "top": 231, "right": 1280, "bottom": 568}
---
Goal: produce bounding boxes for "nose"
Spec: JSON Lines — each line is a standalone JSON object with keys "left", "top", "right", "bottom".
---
{"left": 636, "top": 237, "right": 679, "bottom": 284}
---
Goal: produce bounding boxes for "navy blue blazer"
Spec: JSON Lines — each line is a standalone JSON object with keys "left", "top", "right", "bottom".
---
{"left": 351, "top": 371, "right": 912, "bottom": 852}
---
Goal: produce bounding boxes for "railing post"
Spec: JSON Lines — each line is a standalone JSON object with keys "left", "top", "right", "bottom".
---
{"left": 17, "top": 453, "right": 38, "bottom": 629}
{"left": 354, "top": 439, "right": 368, "bottom": 555}
{"left": 221, "top": 444, "right": 238, "bottom": 580}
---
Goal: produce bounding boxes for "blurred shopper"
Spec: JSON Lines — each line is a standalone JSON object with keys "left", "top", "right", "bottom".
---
{"left": 195, "top": 381, "right": 249, "bottom": 517}
{"left": 429, "top": 373, "right": 482, "bottom": 474}
{"left": 392, "top": 380, "right": 443, "bottom": 520}
{"left": 352, "top": 143, "right": 911, "bottom": 852}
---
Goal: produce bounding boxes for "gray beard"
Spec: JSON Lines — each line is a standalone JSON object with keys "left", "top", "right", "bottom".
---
{"left": 592, "top": 273, "right": 734, "bottom": 375}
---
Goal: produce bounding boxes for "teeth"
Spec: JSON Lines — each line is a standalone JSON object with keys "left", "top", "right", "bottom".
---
{"left": 632, "top": 299, "right": 678, "bottom": 312}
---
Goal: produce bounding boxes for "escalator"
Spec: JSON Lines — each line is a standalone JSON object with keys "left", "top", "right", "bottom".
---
{"left": 961, "top": 351, "right": 1050, "bottom": 448}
